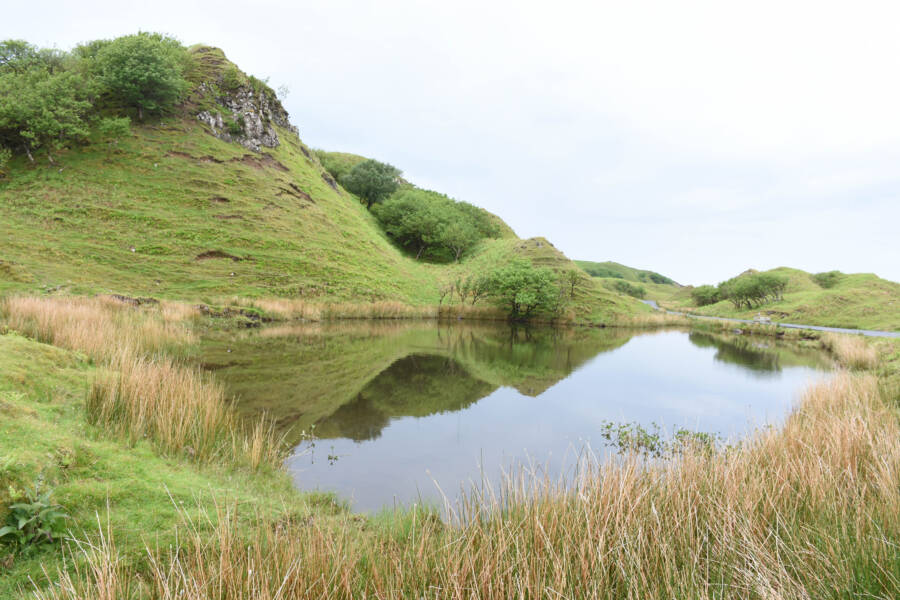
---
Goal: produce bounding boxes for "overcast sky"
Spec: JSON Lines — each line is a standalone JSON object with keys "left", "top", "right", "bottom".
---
{"left": 8, "top": 0, "right": 900, "bottom": 284}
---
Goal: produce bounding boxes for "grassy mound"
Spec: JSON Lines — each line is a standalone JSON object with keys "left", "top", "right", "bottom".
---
{"left": 661, "top": 267, "right": 900, "bottom": 331}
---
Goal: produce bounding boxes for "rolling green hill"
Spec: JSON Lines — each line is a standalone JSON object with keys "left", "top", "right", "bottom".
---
{"left": 575, "top": 260, "right": 678, "bottom": 286}
{"left": 0, "top": 45, "right": 642, "bottom": 323}
{"left": 575, "top": 260, "right": 679, "bottom": 301}
{"left": 665, "top": 267, "right": 900, "bottom": 331}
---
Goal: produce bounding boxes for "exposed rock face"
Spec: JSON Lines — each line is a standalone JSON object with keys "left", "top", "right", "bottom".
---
{"left": 196, "top": 82, "right": 299, "bottom": 152}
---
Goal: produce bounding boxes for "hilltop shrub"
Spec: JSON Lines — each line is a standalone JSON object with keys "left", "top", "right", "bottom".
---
{"left": 0, "top": 68, "right": 92, "bottom": 163}
{"left": 95, "top": 33, "right": 190, "bottom": 120}
{"left": 690, "top": 284, "right": 720, "bottom": 306}
{"left": 812, "top": 270, "right": 843, "bottom": 289}
{"left": 0, "top": 33, "right": 190, "bottom": 164}
{"left": 718, "top": 272, "right": 787, "bottom": 309}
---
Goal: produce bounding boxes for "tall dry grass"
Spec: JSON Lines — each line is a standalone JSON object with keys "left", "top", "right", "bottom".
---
{"left": 820, "top": 332, "right": 879, "bottom": 369}
{"left": 35, "top": 372, "right": 900, "bottom": 599}
{"left": 1, "top": 295, "right": 195, "bottom": 361}
{"left": 615, "top": 311, "right": 694, "bottom": 328}
{"left": 2, "top": 296, "right": 284, "bottom": 469}
{"left": 228, "top": 297, "right": 511, "bottom": 323}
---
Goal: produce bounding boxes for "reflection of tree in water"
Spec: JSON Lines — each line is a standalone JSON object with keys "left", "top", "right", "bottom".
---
{"left": 688, "top": 333, "right": 780, "bottom": 375}
{"left": 313, "top": 354, "right": 496, "bottom": 441}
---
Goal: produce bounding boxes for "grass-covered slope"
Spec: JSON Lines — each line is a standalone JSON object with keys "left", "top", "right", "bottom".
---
{"left": 0, "top": 46, "right": 640, "bottom": 323}
{"left": 667, "top": 267, "right": 900, "bottom": 331}
{"left": 576, "top": 260, "right": 678, "bottom": 286}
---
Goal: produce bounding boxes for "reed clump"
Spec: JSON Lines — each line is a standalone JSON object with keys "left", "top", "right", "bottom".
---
{"left": 616, "top": 311, "right": 693, "bottom": 328}
{"left": 1, "top": 295, "right": 195, "bottom": 361}
{"left": 35, "top": 372, "right": 900, "bottom": 598}
{"left": 820, "top": 332, "right": 878, "bottom": 369}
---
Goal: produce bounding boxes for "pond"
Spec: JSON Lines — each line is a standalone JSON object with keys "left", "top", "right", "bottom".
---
{"left": 200, "top": 322, "right": 833, "bottom": 511}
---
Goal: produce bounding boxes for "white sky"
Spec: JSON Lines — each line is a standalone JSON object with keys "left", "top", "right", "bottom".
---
{"left": 7, "top": 0, "right": 900, "bottom": 284}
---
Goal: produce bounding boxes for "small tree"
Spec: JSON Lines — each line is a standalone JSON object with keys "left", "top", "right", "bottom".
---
{"left": 486, "top": 260, "right": 559, "bottom": 320}
{"left": 469, "top": 274, "right": 491, "bottom": 305}
{"left": 563, "top": 270, "right": 581, "bottom": 298}
{"left": 0, "top": 146, "right": 12, "bottom": 176}
{"left": 96, "top": 33, "right": 189, "bottom": 120}
{"left": 341, "top": 159, "right": 401, "bottom": 209}
{"left": 96, "top": 116, "right": 131, "bottom": 145}
{"left": 690, "top": 285, "right": 720, "bottom": 306}
{"left": 440, "top": 220, "right": 479, "bottom": 262}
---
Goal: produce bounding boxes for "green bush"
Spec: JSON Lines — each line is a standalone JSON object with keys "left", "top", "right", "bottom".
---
{"left": 373, "top": 189, "right": 499, "bottom": 262}
{"left": 221, "top": 65, "right": 244, "bottom": 90}
{"left": 484, "top": 260, "right": 559, "bottom": 320}
{"left": 0, "top": 481, "right": 68, "bottom": 556}
{"left": 95, "top": 33, "right": 190, "bottom": 120}
{"left": 812, "top": 271, "right": 843, "bottom": 289}
{"left": 341, "top": 159, "right": 402, "bottom": 209}
{"left": 609, "top": 279, "right": 646, "bottom": 299}
{"left": 690, "top": 284, "right": 720, "bottom": 306}
{"left": 718, "top": 273, "right": 787, "bottom": 309}
{"left": 227, "top": 114, "right": 245, "bottom": 136}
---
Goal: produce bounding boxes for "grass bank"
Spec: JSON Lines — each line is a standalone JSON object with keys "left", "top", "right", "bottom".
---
{"left": 2, "top": 295, "right": 898, "bottom": 598}
{"left": 655, "top": 267, "right": 900, "bottom": 332}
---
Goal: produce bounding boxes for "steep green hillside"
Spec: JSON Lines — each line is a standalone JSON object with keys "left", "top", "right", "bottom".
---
{"left": 668, "top": 267, "right": 900, "bottom": 331}
{"left": 0, "top": 45, "right": 641, "bottom": 323}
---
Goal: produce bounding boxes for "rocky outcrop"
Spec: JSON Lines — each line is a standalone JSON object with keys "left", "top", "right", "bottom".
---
{"left": 196, "top": 82, "right": 299, "bottom": 152}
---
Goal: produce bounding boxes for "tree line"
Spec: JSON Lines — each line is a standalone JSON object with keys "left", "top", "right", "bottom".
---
{"left": 0, "top": 33, "right": 190, "bottom": 169}
{"left": 334, "top": 157, "right": 503, "bottom": 263}
{"left": 691, "top": 272, "right": 788, "bottom": 309}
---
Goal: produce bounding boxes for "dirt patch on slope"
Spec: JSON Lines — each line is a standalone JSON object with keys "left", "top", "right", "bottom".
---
{"left": 236, "top": 154, "right": 289, "bottom": 172}
{"left": 195, "top": 250, "right": 248, "bottom": 262}
{"left": 277, "top": 182, "right": 314, "bottom": 203}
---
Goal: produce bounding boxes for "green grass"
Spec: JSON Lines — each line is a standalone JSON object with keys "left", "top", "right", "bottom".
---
{"left": 0, "top": 331, "right": 327, "bottom": 597}
{"left": 658, "top": 267, "right": 900, "bottom": 331}
{"left": 575, "top": 259, "right": 679, "bottom": 286}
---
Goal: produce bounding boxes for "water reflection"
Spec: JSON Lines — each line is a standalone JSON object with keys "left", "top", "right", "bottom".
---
{"left": 200, "top": 323, "right": 832, "bottom": 511}
{"left": 688, "top": 332, "right": 826, "bottom": 376}
{"left": 315, "top": 354, "right": 493, "bottom": 441}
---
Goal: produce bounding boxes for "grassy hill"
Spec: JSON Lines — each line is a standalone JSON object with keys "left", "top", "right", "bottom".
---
{"left": 575, "top": 260, "right": 678, "bottom": 286}
{"left": 663, "top": 267, "right": 900, "bottom": 331}
{"left": 575, "top": 260, "right": 680, "bottom": 302}
{"left": 0, "top": 46, "right": 642, "bottom": 324}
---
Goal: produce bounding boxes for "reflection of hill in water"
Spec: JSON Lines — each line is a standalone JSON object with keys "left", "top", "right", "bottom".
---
{"left": 688, "top": 332, "right": 830, "bottom": 376}
{"left": 314, "top": 354, "right": 495, "bottom": 441}
{"left": 199, "top": 321, "right": 632, "bottom": 445}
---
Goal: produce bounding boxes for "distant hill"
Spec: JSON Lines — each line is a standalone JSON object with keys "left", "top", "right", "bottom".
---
{"left": 670, "top": 267, "right": 900, "bottom": 332}
{"left": 576, "top": 260, "right": 679, "bottom": 286}
{"left": 0, "top": 45, "right": 642, "bottom": 323}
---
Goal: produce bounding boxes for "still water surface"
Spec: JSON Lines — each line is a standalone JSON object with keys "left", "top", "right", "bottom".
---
{"left": 201, "top": 322, "right": 832, "bottom": 511}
